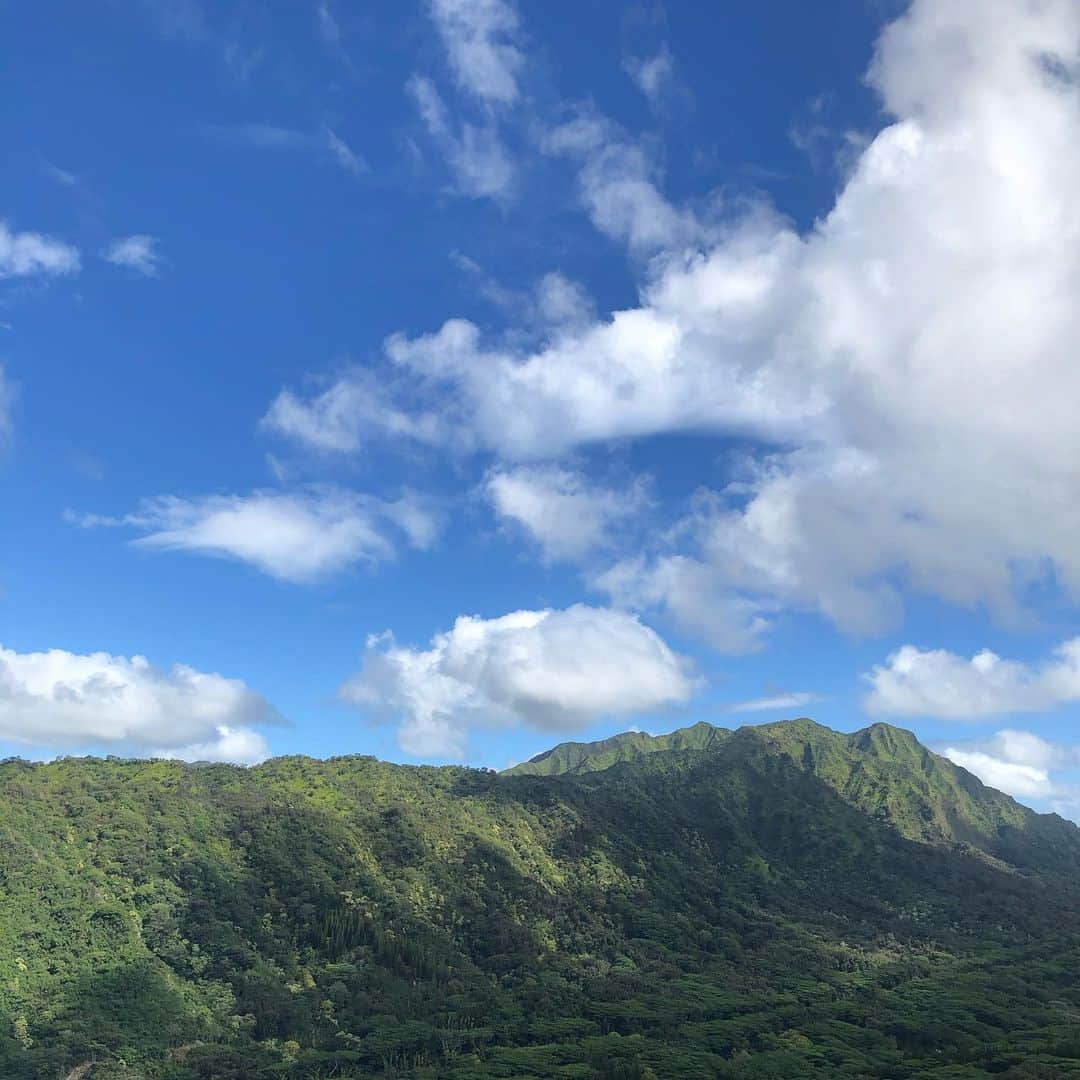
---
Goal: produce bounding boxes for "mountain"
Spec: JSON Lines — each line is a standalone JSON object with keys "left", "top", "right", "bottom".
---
{"left": 504, "top": 719, "right": 731, "bottom": 776}
{"left": 512, "top": 717, "right": 1080, "bottom": 874}
{"left": 2, "top": 719, "right": 1080, "bottom": 1078}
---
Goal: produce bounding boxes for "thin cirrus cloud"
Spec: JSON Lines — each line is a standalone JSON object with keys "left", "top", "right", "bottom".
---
{"left": 407, "top": 75, "right": 516, "bottom": 201}
{"left": 0, "top": 642, "right": 277, "bottom": 764}
{"left": 0, "top": 221, "right": 80, "bottom": 279}
{"left": 269, "top": 0, "right": 1080, "bottom": 650}
{"left": 323, "top": 125, "right": 369, "bottom": 176}
{"left": 341, "top": 604, "right": 697, "bottom": 759}
{"left": 205, "top": 123, "right": 368, "bottom": 178}
{"left": 136, "top": 0, "right": 266, "bottom": 81}
{"left": 863, "top": 639, "right": 1080, "bottom": 719}
{"left": 68, "top": 488, "right": 440, "bottom": 584}
{"left": 315, "top": 2, "right": 341, "bottom": 47}
{"left": 102, "top": 234, "right": 164, "bottom": 277}
{"left": 728, "top": 691, "right": 821, "bottom": 714}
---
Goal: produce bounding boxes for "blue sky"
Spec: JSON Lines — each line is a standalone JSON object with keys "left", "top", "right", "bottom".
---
{"left": 4, "top": 0, "right": 1080, "bottom": 816}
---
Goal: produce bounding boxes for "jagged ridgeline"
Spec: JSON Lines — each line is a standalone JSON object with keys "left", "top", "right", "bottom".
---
{"left": 3, "top": 720, "right": 1080, "bottom": 1078}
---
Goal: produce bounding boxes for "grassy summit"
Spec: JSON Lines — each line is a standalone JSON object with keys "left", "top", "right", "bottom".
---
{"left": 1, "top": 718, "right": 1079, "bottom": 1078}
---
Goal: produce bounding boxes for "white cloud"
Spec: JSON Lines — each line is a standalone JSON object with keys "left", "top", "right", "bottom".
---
{"left": 341, "top": 604, "right": 696, "bottom": 758}
{"left": 864, "top": 639, "right": 1080, "bottom": 719}
{"left": 261, "top": 1, "right": 1080, "bottom": 646}
{"left": 943, "top": 746, "right": 1053, "bottom": 800}
{"left": 154, "top": 724, "right": 270, "bottom": 765}
{"left": 729, "top": 691, "right": 820, "bottom": 714}
{"left": 262, "top": 271, "right": 597, "bottom": 456}
{"left": 103, "top": 235, "right": 163, "bottom": 277}
{"left": 407, "top": 0, "right": 522, "bottom": 202}
{"left": 429, "top": 0, "right": 523, "bottom": 107}
{"left": 70, "top": 488, "right": 440, "bottom": 583}
{"left": 375, "top": 1, "right": 1080, "bottom": 641}
{"left": 486, "top": 465, "right": 647, "bottom": 563}
{"left": 408, "top": 75, "right": 515, "bottom": 200}
{"left": 0, "top": 221, "right": 80, "bottom": 279}
{"left": 0, "top": 643, "right": 277, "bottom": 761}
{"left": 938, "top": 729, "right": 1080, "bottom": 807}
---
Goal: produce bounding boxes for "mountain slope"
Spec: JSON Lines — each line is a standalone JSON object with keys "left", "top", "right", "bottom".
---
{"left": 2, "top": 720, "right": 1080, "bottom": 1079}
{"left": 515, "top": 717, "right": 1080, "bottom": 876}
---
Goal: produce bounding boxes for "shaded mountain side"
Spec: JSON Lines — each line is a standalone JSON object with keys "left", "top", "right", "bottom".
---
{"left": 1, "top": 720, "right": 1080, "bottom": 1078}
{"left": 504, "top": 719, "right": 731, "bottom": 776}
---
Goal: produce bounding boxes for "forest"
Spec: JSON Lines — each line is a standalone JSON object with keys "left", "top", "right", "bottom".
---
{"left": 3, "top": 718, "right": 1080, "bottom": 1078}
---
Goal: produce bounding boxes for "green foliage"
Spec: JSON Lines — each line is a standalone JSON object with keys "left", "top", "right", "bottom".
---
{"left": 1, "top": 721, "right": 1080, "bottom": 1077}
{"left": 504, "top": 720, "right": 731, "bottom": 776}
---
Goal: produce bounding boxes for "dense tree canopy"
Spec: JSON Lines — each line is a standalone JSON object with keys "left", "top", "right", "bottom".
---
{"left": 2, "top": 719, "right": 1080, "bottom": 1078}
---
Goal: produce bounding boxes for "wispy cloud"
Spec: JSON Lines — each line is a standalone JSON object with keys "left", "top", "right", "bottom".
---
{"left": 69, "top": 487, "right": 440, "bottom": 584}
{"left": 429, "top": 0, "right": 524, "bottom": 108}
{"left": 729, "top": 692, "right": 821, "bottom": 714}
{"left": 623, "top": 46, "right": 675, "bottom": 106}
{"left": 137, "top": 0, "right": 266, "bottom": 80}
{"left": 103, "top": 235, "right": 164, "bottom": 277}
{"left": 40, "top": 160, "right": 77, "bottom": 187}
{"left": 316, "top": 2, "right": 341, "bottom": 46}
{"left": 322, "top": 126, "right": 368, "bottom": 177}
{"left": 405, "top": 0, "right": 523, "bottom": 203}
{"left": 408, "top": 76, "right": 515, "bottom": 200}
{"left": 206, "top": 124, "right": 368, "bottom": 179}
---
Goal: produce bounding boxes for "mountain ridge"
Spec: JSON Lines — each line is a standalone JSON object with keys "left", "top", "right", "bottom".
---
{"left": 507, "top": 716, "right": 1080, "bottom": 877}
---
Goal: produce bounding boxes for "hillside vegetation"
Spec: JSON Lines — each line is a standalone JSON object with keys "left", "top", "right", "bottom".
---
{"left": 2, "top": 719, "right": 1080, "bottom": 1078}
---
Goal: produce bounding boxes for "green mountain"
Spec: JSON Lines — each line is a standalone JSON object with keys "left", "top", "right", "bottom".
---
{"left": 510, "top": 717, "right": 1080, "bottom": 874}
{"left": 504, "top": 719, "right": 731, "bottom": 776}
{"left": 3, "top": 719, "right": 1080, "bottom": 1079}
